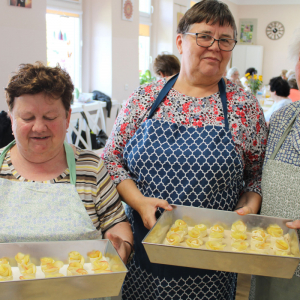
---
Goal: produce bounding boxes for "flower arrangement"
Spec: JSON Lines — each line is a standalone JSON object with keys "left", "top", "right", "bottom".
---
{"left": 245, "top": 73, "right": 263, "bottom": 96}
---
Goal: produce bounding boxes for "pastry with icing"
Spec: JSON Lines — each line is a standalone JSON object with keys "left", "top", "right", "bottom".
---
{"left": 194, "top": 224, "right": 208, "bottom": 238}
{"left": 68, "top": 251, "right": 85, "bottom": 265}
{"left": 253, "top": 242, "right": 271, "bottom": 254}
{"left": 231, "top": 220, "right": 247, "bottom": 233}
{"left": 231, "top": 231, "right": 247, "bottom": 241}
{"left": 19, "top": 262, "right": 36, "bottom": 279}
{"left": 209, "top": 232, "right": 224, "bottom": 242}
{"left": 210, "top": 224, "right": 225, "bottom": 234}
{"left": 87, "top": 250, "right": 103, "bottom": 263}
{"left": 165, "top": 232, "right": 181, "bottom": 246}
{"left": 231, "top": 241, "right": 249, "bottom": 252}
{"left": 205, "top": 241, "right": 226, "bottom": 250}
{"left": 42, "top": 261, "right": 64, "bottom": 276}
{"left": 92, "top": 259, "right": 111, "bottom": 273}
{"left": 67, "top": 262, "right": 88, "bottom": 276}
{"left": 185, "top": 237, "right": 203, "bottom": 248}
{"left": 0, "top": 264, "right": 13, "bottom": 281}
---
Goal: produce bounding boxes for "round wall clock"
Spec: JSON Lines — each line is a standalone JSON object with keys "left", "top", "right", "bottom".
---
{"left": 266, "top": 21, "right": 285, "bottom": 40}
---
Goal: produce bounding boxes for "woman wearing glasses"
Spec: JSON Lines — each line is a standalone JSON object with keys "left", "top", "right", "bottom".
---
{"left": 103, "top": 0, "right": 267, "bottom": 299}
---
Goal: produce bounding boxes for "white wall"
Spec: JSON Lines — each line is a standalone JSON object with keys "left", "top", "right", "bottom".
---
{"left": 0, "top": 0, "right": 47, "bottom": 112}
{"left": 237, "top": 4, "right": 300, "bottom": 84}
{"left": 151, "top": 0, "right": 239, "bottom": 73}
{"left": 111, "top": 0, "right": 140, "bottom": 101}
{"left": 82, "top": 0, "right": 139, "bottom": 103}
{"left": 82, "top": 0, "right": 113, "bottom": 97}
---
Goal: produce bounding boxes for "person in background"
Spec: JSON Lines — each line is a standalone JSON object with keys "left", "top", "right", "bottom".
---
{"left": 153, "top": 54, "right": 181, "bottom": 78}
{"left": 227, "top": 67, "right": 244, "bottom": 88}
{"left": 281, "top": 69, "right": 288, "bottom": 80}
{"left": 103, "top": 0, "right": 267, "bottom": 299}
{"left": 286, "top": 69, "right": 295, "bottom": 80}
{"left": 240, "top": 67, "right": 257, "bottom": 91}
{"left": 0, "top": 111, "right": 14, "bottom": 148}
{"left": 248, "top": 25, "right": 300, "bottom": 300}
{"left": 264, "top": 76, "right": 292, "bottom": 123}
{"left": 288, "top": 74, "right": 300, "bottom": 102}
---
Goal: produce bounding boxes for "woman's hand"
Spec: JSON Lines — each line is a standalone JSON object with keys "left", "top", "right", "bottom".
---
{"left": 104, "top": 221, "right": 133, "bottom": 264}
{"left": 234, "top": 191, "right": 262, "bottom": 216}
{"left": 286, "top": 220, "right": 300, "bottom": 229}
{"left": 105, "top": 231, "right": 131, "bottom": 264}
{"left": 136, "top": 196, "right": 173, "bottom": 230}
{"left": 117, "top": 179, "right": 173, "bottom": 230}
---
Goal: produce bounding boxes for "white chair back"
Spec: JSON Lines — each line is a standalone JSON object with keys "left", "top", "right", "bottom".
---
{"left": 66, "top": 112, "right": 91, "bottom": 150}
{"left": 82, "top": 102, "right": 106, "bottom": 135}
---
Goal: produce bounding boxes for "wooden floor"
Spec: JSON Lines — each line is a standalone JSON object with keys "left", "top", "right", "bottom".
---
{"left": 236, "top": 274, "right": 251, "bottom": 300}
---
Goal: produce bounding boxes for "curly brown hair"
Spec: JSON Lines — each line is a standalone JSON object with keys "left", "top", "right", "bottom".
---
{"left": 177, "top": 0, "right": 237, "bottom": 39}
{"left": 5, "top": 62, "right": 74, "bottom": 113}
{"left": 153, "top": 54, "right": 181, "bottom": 77}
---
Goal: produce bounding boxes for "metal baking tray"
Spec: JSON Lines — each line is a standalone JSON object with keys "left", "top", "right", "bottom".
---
{"left": 0, "top": 239, "right": 127, "bottom": 300}
{"left": 142, "top": 205, "right": 300, "bottom": 278}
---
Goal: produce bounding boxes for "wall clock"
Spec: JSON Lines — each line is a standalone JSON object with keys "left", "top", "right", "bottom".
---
{"left": 266, "top": 21, "right": 285, "bottom": 40}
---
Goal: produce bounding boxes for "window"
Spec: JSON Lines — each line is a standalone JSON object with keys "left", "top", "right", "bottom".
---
{"left": 139, "top": 0, "right": 152, "bottom": 75}
{"left": 46, "top": 10, "right": 81, "bottom": 91}
{"left": 139, "top": 0, "right": 151, "bottom": 15}
{"left": 139, "top": 24, "right": 150, "bottom": 75}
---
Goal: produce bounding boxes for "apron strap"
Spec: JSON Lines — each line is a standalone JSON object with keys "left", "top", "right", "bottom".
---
{"left": 269, "top": 107, "right": 300, "bottom": 160}
{"left": 0, "top": 140, "right": 16, "bottom": 167}
{"left": 218, "top": 78, "right": 229, "bottom": 129}
{"left": 147, "top": 75, "right": 229, "bottom": 128}
{"left": 0, "top": 140, "right": 76, "bottom": 185}
{"left": 148, "top": 74, "right": 179, "bottom": 119}
{"left": 64, "top": 142, "right": 77, "bottom": 185}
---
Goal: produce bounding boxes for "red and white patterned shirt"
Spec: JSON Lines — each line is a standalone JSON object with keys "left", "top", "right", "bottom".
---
{"left": 103, "top": 79, "right": 268, "bottom": 196}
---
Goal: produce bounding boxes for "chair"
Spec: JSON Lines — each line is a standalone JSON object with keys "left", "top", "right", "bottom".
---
{"left": 82, "top": 102, "right": 107, "bottom": 149}
{"left": 66, "top": 112, "right": 91, "bottom": 150}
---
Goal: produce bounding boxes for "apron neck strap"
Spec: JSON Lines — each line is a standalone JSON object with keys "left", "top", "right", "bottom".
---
{"left": 0, "top": 140, "right": 16, "bottom": 166}
{"left": 147, "top": 75, "right": 229, "bottom": 128}
{"left": 64, "top": 142, "right": 77, "bottom": 185}
{"left": 270, "top": 107, "right": 300, "bottom": 160}
{"left": 148, "top": 74, "right": 179, "bottom": 119}
{"left": 0, "top": 140, "right": 76, "bottom": 185}
{"left": 218, "top": 78, "right": 229, "bottom": 129}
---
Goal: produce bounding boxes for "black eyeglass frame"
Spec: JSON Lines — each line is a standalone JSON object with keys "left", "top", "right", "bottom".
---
{"left": 184, "top": 32, "right": 237, "bottom": 52}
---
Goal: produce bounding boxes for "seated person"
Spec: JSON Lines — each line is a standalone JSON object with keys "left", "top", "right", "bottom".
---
{"left": 264, "top": 76, "right": 292, "bottom": 123}
{"left": 153, "top": 54, "right": 180, "bottom": 78}
{"left": 240, "top": 67, "right": 257, "bottom": 91}
{"left": 288, "top": 75, "right": 300, "bottom": 102}
{"left": 281, "top": 69, "right": 288, "bottom": 80}
{"left": 227, "top": 67, "right": 244, "bottom": 88}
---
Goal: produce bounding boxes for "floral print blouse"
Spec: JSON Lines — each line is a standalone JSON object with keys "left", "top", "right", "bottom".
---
{"left": 103, "top": 78, "right": 268, "bottom": 196}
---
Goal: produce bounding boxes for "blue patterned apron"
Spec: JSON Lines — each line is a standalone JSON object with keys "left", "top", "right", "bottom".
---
{"left": 122, "top": 75, "right": 244, "bottom": 300}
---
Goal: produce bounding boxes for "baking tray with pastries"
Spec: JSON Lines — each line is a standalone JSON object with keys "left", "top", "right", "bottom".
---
{"left": 142, "top": 205, "right": 300, "bottom": 279}
{"left": 0, "top": 239, "right": 127, "bottom": 300}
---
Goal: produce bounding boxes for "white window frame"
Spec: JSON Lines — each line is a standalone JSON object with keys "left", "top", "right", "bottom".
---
{"left": 47, "top": 0, "right": 83, "bottom": 92}
{"left": 139, "top": 0, "right": 153, "bottom": 73}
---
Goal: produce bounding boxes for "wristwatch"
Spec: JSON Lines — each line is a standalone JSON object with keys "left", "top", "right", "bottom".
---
{"left": 124, "top": 240, "right": 135, "bottom": 264}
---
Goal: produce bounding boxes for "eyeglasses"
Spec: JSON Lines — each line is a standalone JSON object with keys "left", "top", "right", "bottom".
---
{"left": 184, "top": 33, "right": 237, "bottom": 52}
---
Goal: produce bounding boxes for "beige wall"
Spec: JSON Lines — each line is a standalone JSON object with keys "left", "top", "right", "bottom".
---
{"left": 82, "top": 0, "right": 139, "bottom": 103}
{"left": 0, "top": 0, "right": 47, "bottom": 112}
{"left": 237, "top": 4, "right": 300, "bottom": 84}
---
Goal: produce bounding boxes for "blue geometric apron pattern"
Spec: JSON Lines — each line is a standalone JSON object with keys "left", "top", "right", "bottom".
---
{"left": 122, "top": 75, "right": 244, "bottom": 300}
